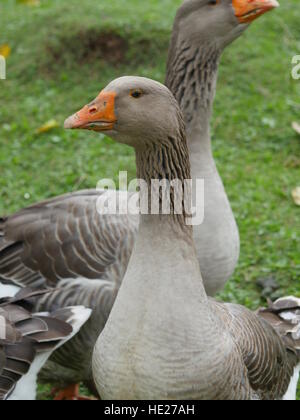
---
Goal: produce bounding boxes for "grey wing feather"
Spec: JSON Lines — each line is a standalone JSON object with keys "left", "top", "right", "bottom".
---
{"left": 0, "top": 190, "right": 138, "bottom": 289}
{"left": 214, "top": 299, "right": 300, "bottom": 400}
{"left": 0, "top": 288, "right": 89, "bottom": 400}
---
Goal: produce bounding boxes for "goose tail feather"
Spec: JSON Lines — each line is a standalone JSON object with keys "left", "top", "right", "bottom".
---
{"left": 258, "top": 296, "right": 300, "bottom": 354}
{"left": 0, "top": 287, "right": 91, "bottom": 400}
{"left": 50, "top": 306, "right": 92, "bottom": 343}
{"left": 258, "top": 296, "right": 300, "bottom": 400}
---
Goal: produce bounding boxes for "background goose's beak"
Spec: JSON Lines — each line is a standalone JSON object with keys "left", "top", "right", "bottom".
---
{"left": 233, "top": 0, "right": 279, "bottom": 24}
{"left": 64, "top": 91, "right": 117, "bottom": 132}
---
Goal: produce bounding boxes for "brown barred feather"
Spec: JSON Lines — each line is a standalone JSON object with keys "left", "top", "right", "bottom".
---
{"left": 213, "top": 298, "right": 300, "bottom": 399}
{"left": 0, "top": 288, "right": 89, "bottom": 400}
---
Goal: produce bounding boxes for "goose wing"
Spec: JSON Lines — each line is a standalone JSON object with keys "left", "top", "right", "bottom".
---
{"left": 0, "top": 190, "right": 138, "bottom": 289}
{"left": 214, "top": 299, "right": 300, "bottom": 400}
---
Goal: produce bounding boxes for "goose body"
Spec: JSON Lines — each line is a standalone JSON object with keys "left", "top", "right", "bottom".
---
{"left": 87, "top": 76, "right": 299, "bottom": 400}
{"left": 0, "top": 0, "right": 279, "bottom": 390}
{"left": 0, "top": 286, "right": 91, "bottom": 400}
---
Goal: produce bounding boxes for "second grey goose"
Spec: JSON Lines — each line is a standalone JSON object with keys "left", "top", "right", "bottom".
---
{"left": 0, "top": 0, "right": 279, "bottom": 392}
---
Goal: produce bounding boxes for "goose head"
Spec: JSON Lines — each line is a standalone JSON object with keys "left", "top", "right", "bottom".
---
{"left": 64, "top": 76, "right": 183, "bottom": 149}
{"left": 175, "top": 0, "right": 279, "bottom": 50}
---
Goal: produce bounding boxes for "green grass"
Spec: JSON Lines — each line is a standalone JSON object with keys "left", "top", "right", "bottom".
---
{"left": 0, "top": 0, "right": 299, "bottom": 400}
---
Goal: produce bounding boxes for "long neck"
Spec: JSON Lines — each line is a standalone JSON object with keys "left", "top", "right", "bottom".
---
{"left": 165, "top": 33, "right": 220, "bottom": 171}
{"left": 130, "top": 124, "right": 208, "bottom": 303}
{"left": 137, "top": 139, "right": 191, "bottom": 228}
{"left": 135, "top": 114, "right": 192, "bottom": 238}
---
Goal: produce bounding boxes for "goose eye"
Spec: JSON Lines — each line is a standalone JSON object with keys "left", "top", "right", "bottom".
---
{"left": 209, "top": 0, "right": 219, "bottom": 5}
{"left": 130, "top": 90, "right": 143, "bottom": 99}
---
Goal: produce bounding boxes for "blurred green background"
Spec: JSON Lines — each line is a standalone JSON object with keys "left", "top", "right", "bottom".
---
{"left": 0, "top": 0, "right": 299, "bottom": 400}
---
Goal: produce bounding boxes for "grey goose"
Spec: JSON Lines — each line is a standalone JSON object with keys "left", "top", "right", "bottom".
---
{"left": 83, "top": 76, "right": 300, "bottom": 400}
{"left": 0, "top": 0, "right": 279, "bottom": 395}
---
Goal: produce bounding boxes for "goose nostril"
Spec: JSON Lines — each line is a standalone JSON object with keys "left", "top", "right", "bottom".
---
{"left": 89, "top": 107, "right": 98, "bottom": 114}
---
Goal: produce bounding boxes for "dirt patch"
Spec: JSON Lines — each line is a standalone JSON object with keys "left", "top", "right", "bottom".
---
{"left": 47, "top": 30, "right": 129, "bottom": 65}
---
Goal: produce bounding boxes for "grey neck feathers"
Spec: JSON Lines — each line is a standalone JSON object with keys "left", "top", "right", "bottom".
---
{"left": 135, "top": 113, "right": 192, "bottom": 236}
{"left": 165, "top": 35, "right": 220, "bottom": 159}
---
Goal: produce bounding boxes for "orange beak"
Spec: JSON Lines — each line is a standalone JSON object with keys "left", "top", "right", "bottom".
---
{"left": 232, "top": 0, "right": 279, "bottom": 24}
{"left": 64, "top": 91, "right": 117, "bottom": 132}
